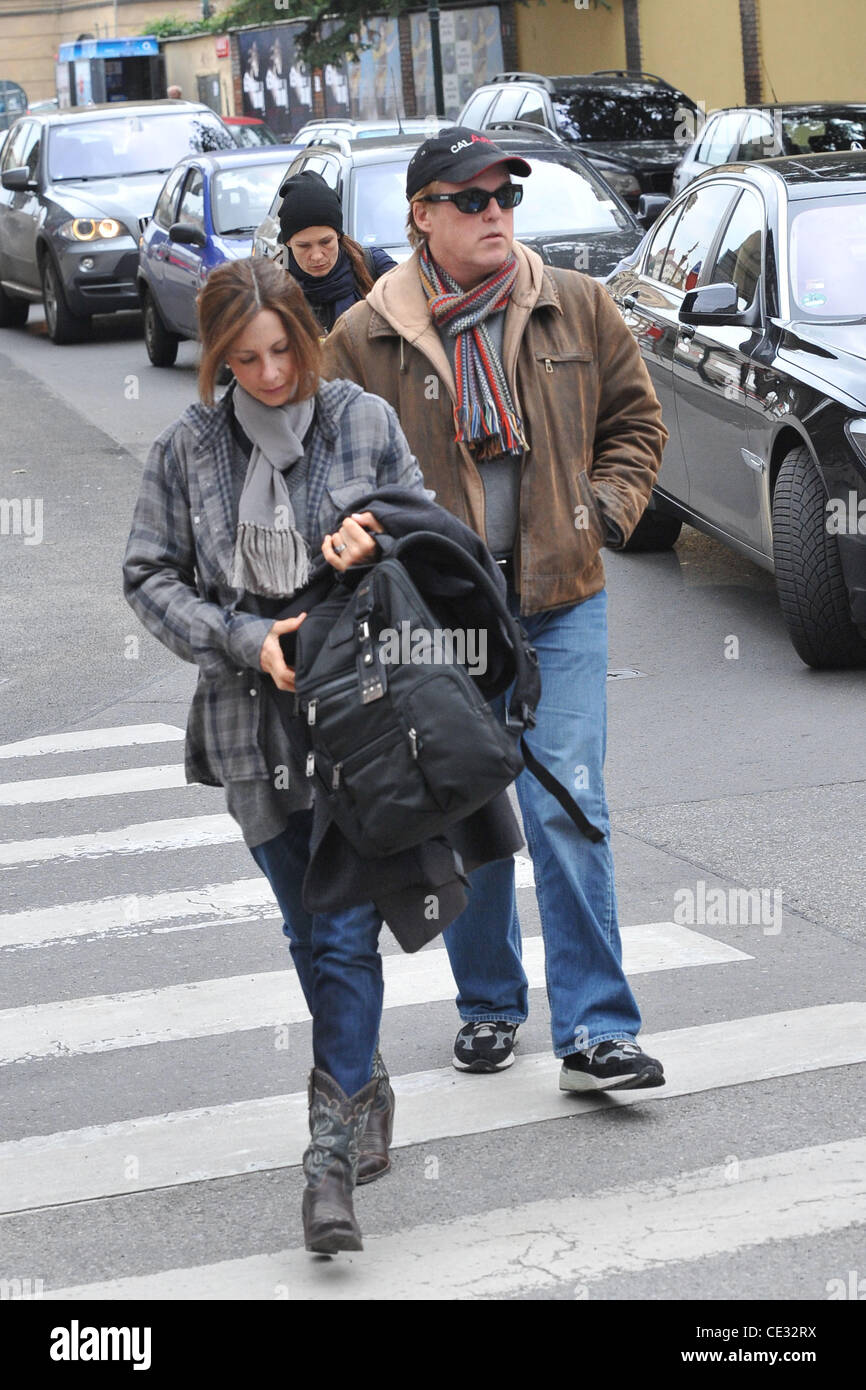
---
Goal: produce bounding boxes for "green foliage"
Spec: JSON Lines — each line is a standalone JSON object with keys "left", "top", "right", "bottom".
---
{"left": 148, "top": 1, "right": 405, "bottom": 63}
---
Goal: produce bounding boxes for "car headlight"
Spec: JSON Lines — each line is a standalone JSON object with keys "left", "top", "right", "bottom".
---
{"left": 591, "top": 164, "right": 641, "bottom": 201}
{"left": 58, "top": 217, "right": 128, "bottom": 242}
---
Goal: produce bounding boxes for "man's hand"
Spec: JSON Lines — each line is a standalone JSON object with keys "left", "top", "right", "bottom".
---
{"left": 322, "top": 511, "right": 384, "bottom": 572}
{"left": 259, "top": 613, "right": 306, "bottom": 692}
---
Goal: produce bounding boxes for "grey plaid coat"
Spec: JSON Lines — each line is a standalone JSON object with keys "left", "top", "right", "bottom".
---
{"left": 122, "top": 378, "right": 427, "bottom": 787}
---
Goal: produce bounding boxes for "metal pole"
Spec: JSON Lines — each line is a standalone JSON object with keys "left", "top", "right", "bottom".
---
{"left": 428, "top": 0, "right": 445, "bottom": 118}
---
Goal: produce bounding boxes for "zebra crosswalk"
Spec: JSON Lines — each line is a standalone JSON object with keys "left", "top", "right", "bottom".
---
{"left": 1, "top": 721, "right": 864, "bottom": 1302}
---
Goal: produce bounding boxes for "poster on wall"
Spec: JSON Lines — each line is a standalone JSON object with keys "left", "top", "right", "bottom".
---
{"left": 351, "top": 18, "right": 403, "bottom": 120}
{"left": 411, "top": 5, "right": 503, "bottom": 120}
{"left": 237, "top": 25, "right": 313, "bottom": 136}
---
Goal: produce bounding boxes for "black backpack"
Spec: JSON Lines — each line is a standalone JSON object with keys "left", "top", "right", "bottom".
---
{"left": 280, "top": 530, "right": 602, "bottom": 859}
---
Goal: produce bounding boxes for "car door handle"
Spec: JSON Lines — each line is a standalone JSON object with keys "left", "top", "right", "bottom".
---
{"left": 679, "top": 323, "right": 696, "bottom": 340}
{"left": 622, "top": 294, "right": 653, "bottom": 318}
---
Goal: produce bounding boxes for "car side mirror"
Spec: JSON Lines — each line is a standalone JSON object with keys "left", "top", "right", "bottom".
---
{"left": 680, "top": 281, "right": 760, "bottom": 328}
{"left": 637, "top": 194, "right": 670, "bottom": 228}
{"left": 1, "top": 166, "right": 37, "bottom": 192}
{"left": 169, "top": 221, "right": 206, "bottom": 247}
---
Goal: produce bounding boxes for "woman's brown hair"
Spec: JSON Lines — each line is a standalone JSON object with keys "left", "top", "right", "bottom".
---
{"left": 196, "top": 258, "right": 323, "bottom": 406}
{"left": 340, "top": 232, "right": 374, "bottom": 295}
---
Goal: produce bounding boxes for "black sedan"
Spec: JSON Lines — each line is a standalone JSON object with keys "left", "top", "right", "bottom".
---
{"left": 605, "top": 152, "right": 866, "bottom": 669}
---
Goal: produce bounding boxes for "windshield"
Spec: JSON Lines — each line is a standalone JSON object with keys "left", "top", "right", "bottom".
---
{"left": 513, "top": 157, "right": 632, "bottom": 235}
{"left": 788, "top": 195, "right": 866, "bottom": 320}
{"left": 213, "top": 163, "right": 289, "bottom": 234}
{"left": 782, "top": 110, "right": 866, "bottom": 154}
{"left": 48, "top": 113, "right": 234, "bottom": 180}
{"left": 352, "top": 160, "right": 411, "bottom": 246}
{"left": 553, "top": 89, "right": 690, "bottom": 142}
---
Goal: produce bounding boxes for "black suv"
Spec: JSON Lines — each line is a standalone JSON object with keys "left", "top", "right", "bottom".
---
{"left": 0, "top": 100, "right": 234, "bottom": 343}
{"left": 458, "top": 70, "right": 700, "bottom": 209}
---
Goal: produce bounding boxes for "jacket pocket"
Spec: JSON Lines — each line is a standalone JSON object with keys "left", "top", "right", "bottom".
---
{"left": 320, "top": 478, "right": 378, "bottom": 533}
{"left": 535, "top": 350, "right": 594, "bottom": 374}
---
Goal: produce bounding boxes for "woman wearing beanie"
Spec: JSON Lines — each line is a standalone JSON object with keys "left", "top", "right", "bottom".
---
{"left": 278, "top": 170, "right": 396, "bottom": 334}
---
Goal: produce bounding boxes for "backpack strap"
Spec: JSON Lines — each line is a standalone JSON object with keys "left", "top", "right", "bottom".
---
{"left": 380, "top": 530, "right": 604, "bottom": 842}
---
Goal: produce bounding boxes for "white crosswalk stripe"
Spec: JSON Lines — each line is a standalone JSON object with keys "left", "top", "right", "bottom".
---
{"left": 1, "top": 722, "right": 863, "bottom": 1301}
{"left": 44, "top": 1136, "right": 866, "bottom": 1301}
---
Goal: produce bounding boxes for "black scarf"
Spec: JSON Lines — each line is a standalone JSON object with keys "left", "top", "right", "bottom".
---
{"left": 286, "top": 246, "right": 362, "bottom": 331}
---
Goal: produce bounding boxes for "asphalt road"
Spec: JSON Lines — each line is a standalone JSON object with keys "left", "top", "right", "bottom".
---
{"left": 1, "top": 304, "right": 864, "bottom": 1311}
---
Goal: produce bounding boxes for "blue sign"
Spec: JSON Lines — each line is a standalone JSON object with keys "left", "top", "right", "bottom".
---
{"left": 58, "top": 36, "right": 159, "bottom": 63}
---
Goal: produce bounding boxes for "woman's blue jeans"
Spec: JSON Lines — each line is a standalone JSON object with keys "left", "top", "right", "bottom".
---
{"left": 443, "top": 588, "right": 643, "bottom": 1058}
{"left": 250, "top": 811, "right": 383, "bottom": 1096}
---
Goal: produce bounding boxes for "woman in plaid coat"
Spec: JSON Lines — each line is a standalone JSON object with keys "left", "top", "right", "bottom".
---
{"left": 123, "top": 258, "right": 427, "bottom": 1255}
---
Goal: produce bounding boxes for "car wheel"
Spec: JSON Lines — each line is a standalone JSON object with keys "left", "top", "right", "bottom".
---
{"left": 0, "top": 284, "right": 29, "bottom": 328}
{"left": 772, "top": 444, "right": 866, "bottom": 669}
{"left": 41, "top": 254, "right": 89, "bottom": 344}
{"left": 622, "top": 502, "right": 683, "bottom": 552}
{"left": 142, "top": 289, "right": 179, "bottom": 367}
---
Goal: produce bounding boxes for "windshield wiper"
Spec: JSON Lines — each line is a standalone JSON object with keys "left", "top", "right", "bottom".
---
{"left": 220, "top": 226, "right": 256, "bottom": 235}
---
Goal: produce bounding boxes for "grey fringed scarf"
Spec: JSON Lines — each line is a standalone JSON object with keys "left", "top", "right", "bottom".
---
{"left": 231, "top": 384, "right": 316, "bottom": 598}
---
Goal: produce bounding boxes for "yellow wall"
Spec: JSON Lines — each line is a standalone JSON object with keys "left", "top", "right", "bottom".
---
{"left": 161, "top": 35, "right": 233, "bottom": 113}
{"left": 638, "top": 0, "right": 745, "bottom": 110}
{"left": 759, "top": 0, "right": 866, "bottom": 102}
{"left": 515, "top": 0, "right": 626, "bottom": 75}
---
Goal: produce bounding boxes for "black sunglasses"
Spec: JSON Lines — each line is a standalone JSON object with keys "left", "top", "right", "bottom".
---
{"left": 418, "top": 183, "right": 524, "bottom": 215}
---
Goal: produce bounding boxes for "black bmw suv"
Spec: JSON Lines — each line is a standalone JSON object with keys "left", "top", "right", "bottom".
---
{"left": 458, "top": 70, "right": 701, "bottom": 210}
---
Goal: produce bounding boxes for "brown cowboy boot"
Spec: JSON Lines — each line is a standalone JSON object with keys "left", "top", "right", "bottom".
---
{"left": 302, "top": 1068, "right": 377, "bottom": 1254}
{"left": 357, "top": 1049, "right": 396, "bottom": 1185}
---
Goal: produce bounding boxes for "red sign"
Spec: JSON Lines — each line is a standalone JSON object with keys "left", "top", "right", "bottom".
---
{"left": 215, "top": 37, "right": 229, "bottom": 58}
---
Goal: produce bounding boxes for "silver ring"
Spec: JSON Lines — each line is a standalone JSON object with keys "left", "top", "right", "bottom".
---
{"left": 333, "top": 541, "right": 347, "bottom": 555}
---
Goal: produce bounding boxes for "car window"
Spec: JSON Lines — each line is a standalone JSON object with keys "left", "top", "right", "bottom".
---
{"left": 516, "top": 92, "right": 548, "bottom": 127}
{"left": 2, "top": 119, "right": 32, "bottom": 173}
{"left": 212, "top": 163, "right": 287, "bottom": 235}
{"left": 153, "top": 165, "right": 188, "bottom": 229}
{"left": 553, "top": 88, "right": 694, "bottom": 141}
{"left": 513, "top": 156, "right": 633, "bottom": 235}
{"left": 789, "top": 195, "right": 866, "bottom": 319}
{"left": 781, "top": 110, "right": 866, "bottom": 154}
{"left": 489, "top": 88, "right": 525, "bottom": 124}
{"left": 693, "top": 116, "right": 720, "bottom": 165}
{"left": 18, "top": 122, "right": 41, "bottom": 178}
{"left": 658, "top": 183, "right": 737, "bottom": 291}
{"left": 351, "top": 160, "right": 410, "bottom": 246}
{"left": 299, "top": 154, "right": 340, "bottom": 189}
{"left": 644, "top": 199, "right": 685, "bottom": 280}
{"left": 738, "top": 112, "right": 780, "bottom": 161}
{"left": 461, "top": 91, "right": 493, "bottom": 129}
{"left": 47, "top": 112, "right": 233, "bottom": 181}
{"left": 706, "top": 188, "right": 763, "bottom": 308}
{"left": 177, "top": 167, "right": 205, "bottom": 231}
{"left": 701, "top": 112, "right": 744, "bottom": 167}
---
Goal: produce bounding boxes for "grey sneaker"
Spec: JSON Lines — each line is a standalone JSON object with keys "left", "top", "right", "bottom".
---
{"left": 559, "top": 1039, "right": 665, "bottom": 1092}
{"left": 453, "top": 1021, "right": 519, "bottom": 1073}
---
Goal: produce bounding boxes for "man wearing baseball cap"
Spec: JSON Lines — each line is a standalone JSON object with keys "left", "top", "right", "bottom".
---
{"left": 322, "top": 127, "right": 668, "bottom": 1097}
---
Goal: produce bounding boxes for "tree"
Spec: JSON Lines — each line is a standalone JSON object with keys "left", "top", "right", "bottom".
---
{"left": 149, "top": 1, "right": 404, "bottom": 66}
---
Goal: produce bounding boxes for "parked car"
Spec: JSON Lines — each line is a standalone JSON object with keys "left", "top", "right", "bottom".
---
{"left": 292, "top": 117, "right": 448, "bottom": 148}
{"left": 252, "top": 128, "right": 647, "bottom": 276}
{"left": 138, "top": 146, "right": 294, "bottom": 366}
{"left": 457, "top": 71, "right": 700, "bottom": 209}
{"left": 672, "top": 102, "right": 866, "bottom": 195}
{"left": 0, "top": 99, "right": 235, "bottom": 342}
{"left": 223, "top": 115, "right": 281, "bottom": 147}
{"left": 605, "top": 151, "right": 866, "bottom": 668}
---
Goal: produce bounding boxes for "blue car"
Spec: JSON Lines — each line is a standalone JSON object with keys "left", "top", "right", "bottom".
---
{"left": 138, "top": 145, "right": 297, "bottom": 366}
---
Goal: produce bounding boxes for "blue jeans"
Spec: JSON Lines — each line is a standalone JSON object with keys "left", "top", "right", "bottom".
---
{"left": 443, "top": 588, "right": 642, "bottom": 1058}
{"left": 250, "top": 811, "right": 383, "bottom": 1096}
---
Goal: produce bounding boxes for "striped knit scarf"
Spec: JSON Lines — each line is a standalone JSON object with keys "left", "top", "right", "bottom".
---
{"left": 419, "top": 245, "right": 528, "bottom": 460}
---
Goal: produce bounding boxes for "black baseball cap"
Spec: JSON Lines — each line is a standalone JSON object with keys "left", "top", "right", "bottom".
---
{"left": 406, "top": 126, "right": 532, "bottom": 200}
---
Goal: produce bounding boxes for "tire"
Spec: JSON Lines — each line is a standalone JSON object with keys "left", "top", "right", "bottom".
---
{"left": 142, "top": 288, "right": 179, "bottom": 367}
{"left": 0, "top": 284, "right": 29, "bottom": 328}
{"left": 772, "top": 444, "right": 866, "bottom": 669}
{"left": 41, "top": 254, "right": 89, "bottom": 344}
{"left": 622, "top": 501, "right": 683, "bottom": 552}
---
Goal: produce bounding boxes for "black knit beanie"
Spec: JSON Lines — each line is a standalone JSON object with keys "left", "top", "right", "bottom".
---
{"left": 278, "top": 171, "right": 343, "bottom": 244}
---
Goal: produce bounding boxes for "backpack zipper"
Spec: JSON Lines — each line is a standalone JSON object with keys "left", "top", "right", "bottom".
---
{"left": 408, "top": 727, "right": 419, "bottom": 760}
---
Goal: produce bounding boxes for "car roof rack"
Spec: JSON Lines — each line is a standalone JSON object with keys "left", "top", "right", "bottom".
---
{"left": 489, "top": 72, "right": 556, "bottom": 91}
{"left": 591, "top": 69, "right": 674, "bottom": 89}
{"left": 306, "top": 134, "right": 352, "bottom": 156}
{"left": 486, "top": 120, "right": 566, "bottom": 144}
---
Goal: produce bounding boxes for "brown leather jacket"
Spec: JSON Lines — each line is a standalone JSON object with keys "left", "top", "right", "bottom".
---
{"left": 321, "top": 241, "right": 668, "bottom": 614}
